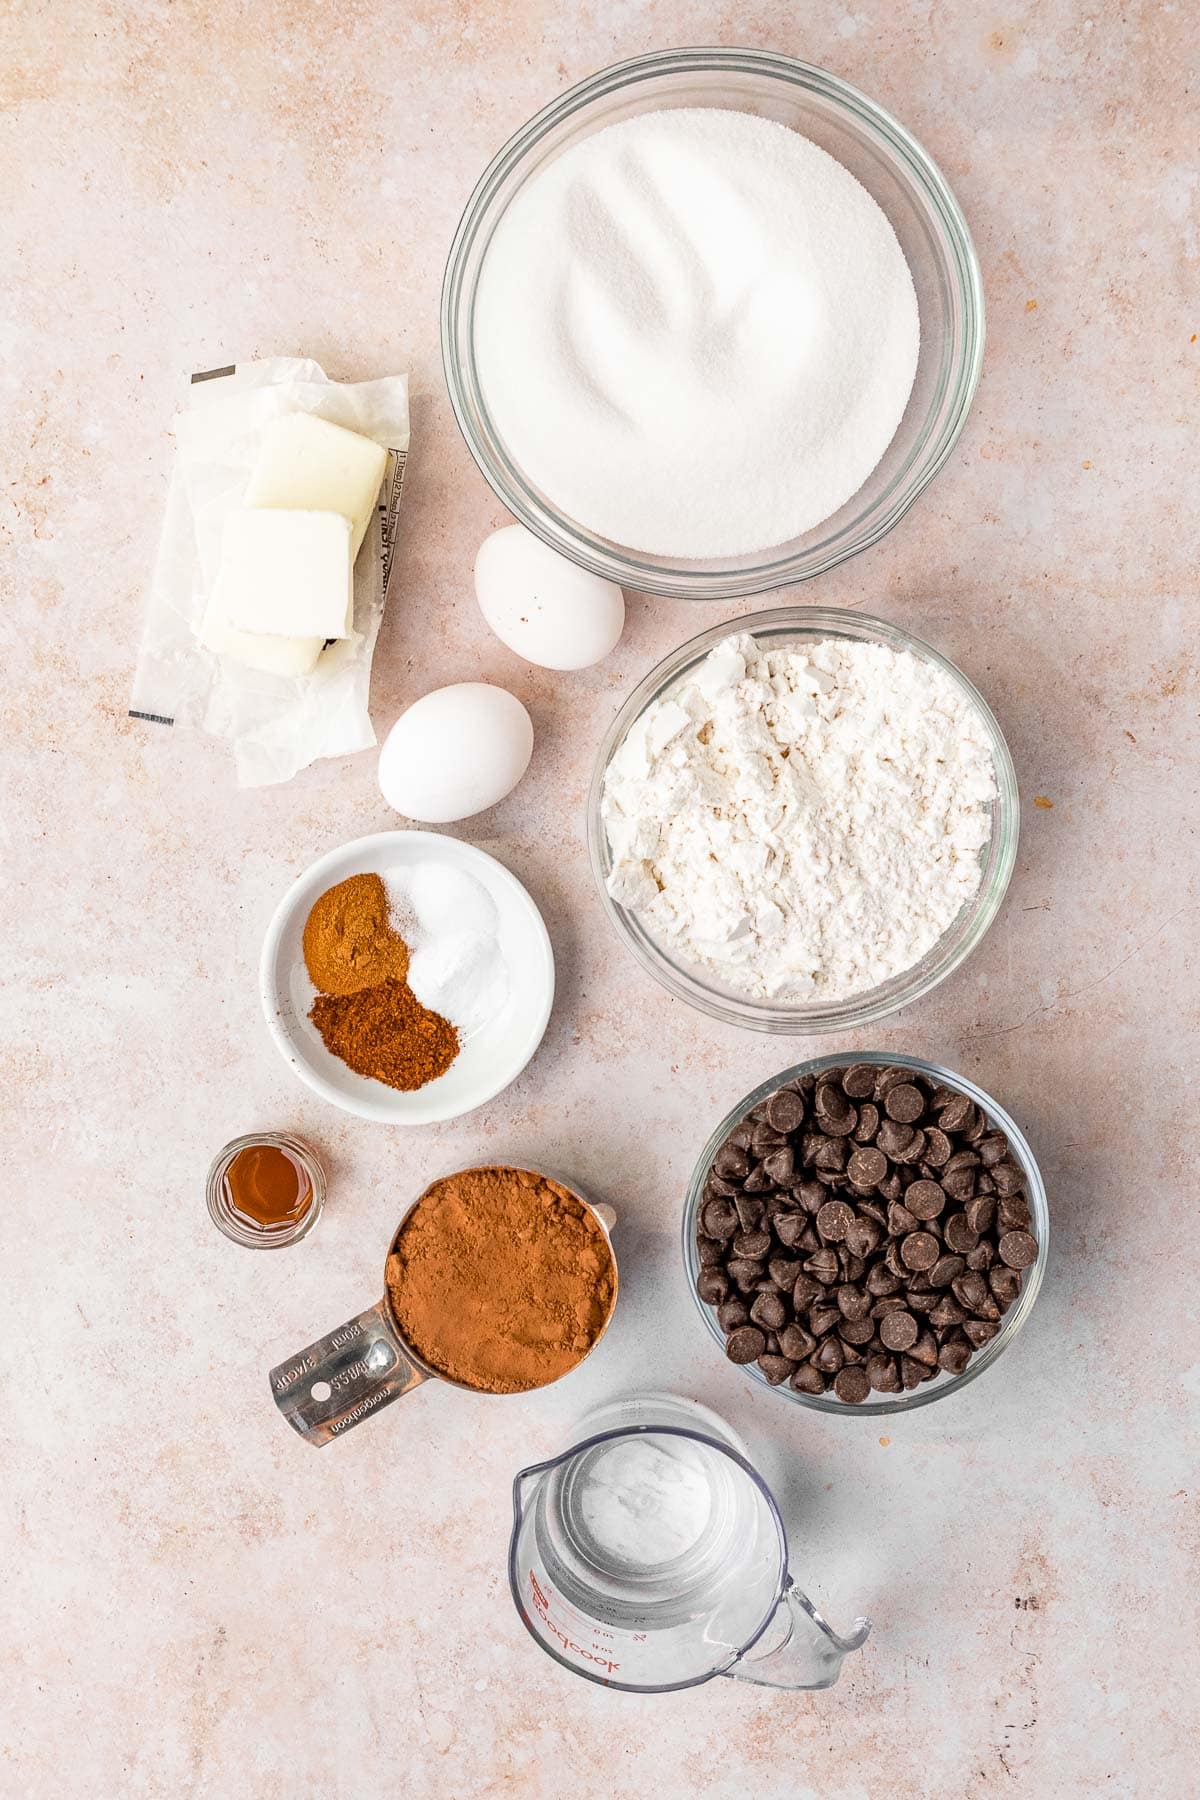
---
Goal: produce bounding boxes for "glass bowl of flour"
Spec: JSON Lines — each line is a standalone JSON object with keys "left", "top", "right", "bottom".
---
{"left": 588, "top": 608, "right": 1018, "bottom": 1032}
{"left": 442, "top": 48, "right": 983, "bottom": 600}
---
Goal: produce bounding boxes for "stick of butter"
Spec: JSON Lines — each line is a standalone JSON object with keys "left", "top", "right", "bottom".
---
{"left": 196, "top": 603, "right": 325, "bottom": 678}
{"left": 213, "top": 508, "right": 353, "bottom": 641}
{"left": 246, "top": 413, "right": 388, "bottom": 560}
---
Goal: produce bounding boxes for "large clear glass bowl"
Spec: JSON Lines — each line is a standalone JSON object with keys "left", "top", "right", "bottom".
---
{"left": 441, "top": 47, "right": 984, "bottom": 600}
{"left": 587, "top": 607, "right": 1019, "bottom": 1033}
{"left": 682, "top": 1054, "right": 1049, "bottom": 1416}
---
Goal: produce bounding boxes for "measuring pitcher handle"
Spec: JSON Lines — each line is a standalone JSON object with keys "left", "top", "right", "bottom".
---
{"left": 269, "top": 1298, "right": 428, "bottom": 1446}
{"left": 724, "top": 1584, "right": 871, "bottom": 1691}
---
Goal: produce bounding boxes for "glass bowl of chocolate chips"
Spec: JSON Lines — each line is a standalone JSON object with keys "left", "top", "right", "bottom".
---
{"left": 683, "top": 1054, "right": 1048, "bottom": 1413}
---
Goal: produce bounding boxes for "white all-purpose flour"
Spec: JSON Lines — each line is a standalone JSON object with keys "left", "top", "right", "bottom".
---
{"left": 602, "top": 635, "right": 998, "bottom": 1002}
{"left": 474, "top": 108, "right": 919, "bottom": 560}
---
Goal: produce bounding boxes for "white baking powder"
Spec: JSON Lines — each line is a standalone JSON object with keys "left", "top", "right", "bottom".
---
{"left": 475, "top": 108, "right": 919, "bottom": 559}
{"left": 602, "top": 634, "right": 997, "bottom": 1002}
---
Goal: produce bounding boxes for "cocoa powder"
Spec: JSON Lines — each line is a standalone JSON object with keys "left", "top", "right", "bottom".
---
{"left": 386, "top": 1166, "right": 616, "bottom": 1393}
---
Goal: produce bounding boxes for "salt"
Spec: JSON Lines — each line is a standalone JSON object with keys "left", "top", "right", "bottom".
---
{"left": 475, "top": 108, "right": 919, "bottom": 559}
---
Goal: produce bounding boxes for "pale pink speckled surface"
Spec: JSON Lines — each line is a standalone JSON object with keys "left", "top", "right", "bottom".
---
{"left": 3, "top": 2, "right": 1198, "bottom": 1795}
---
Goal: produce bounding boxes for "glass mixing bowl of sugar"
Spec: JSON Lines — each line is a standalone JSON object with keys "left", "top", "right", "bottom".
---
{"left": 682, "top": 1054, "right": 1049, "bottom": 1417}
{"left": 587, "top": 607, "right": 1019, "bottom": 1033}
{"left": 442, "top": 47, "right": 983, "bottom": 601}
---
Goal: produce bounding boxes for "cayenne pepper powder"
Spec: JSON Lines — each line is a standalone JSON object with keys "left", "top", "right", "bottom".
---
{"left": 309, "top": 979, "right": 459, "bottom": 1091}
{"left": 386, "top": 1167, "right": 617, "bottom": 1392}
{"left": 303, "top": 875, "right": 459, "bottom": 1091}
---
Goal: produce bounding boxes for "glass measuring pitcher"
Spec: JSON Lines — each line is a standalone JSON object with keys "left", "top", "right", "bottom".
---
{"left": 510, "top": 1395, "right": 870, "bottom": 1693}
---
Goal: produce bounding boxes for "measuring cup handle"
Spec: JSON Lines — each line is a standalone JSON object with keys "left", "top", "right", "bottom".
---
{"left": 724, "top": 1586, "right": 871, "bottom": 1691}
{"left": 269, "top": 1298, "right": 427, "bottom": 1446}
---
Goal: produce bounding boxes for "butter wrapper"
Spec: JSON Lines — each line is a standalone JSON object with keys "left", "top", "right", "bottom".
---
{"left": 130, "top": 356, "right": 409, "bottom": 787}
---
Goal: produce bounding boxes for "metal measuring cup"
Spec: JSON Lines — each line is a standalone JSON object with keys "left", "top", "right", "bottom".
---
{"left": 269, "top": 1163, "right": 618, "bottom": 1445}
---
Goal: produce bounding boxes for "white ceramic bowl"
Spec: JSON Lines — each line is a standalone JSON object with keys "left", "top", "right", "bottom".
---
{"left": 260, "top": 831, "right": 555, "bottom": 1124}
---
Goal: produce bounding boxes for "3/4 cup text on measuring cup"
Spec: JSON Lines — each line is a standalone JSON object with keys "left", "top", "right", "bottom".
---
{"left": 526, "top": 1571, "right": 624, "bottom": 1675}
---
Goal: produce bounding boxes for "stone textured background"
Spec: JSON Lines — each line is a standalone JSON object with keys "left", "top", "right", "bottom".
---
{"left": 2, "top": 1, "right": 1197, "bottom": 1795}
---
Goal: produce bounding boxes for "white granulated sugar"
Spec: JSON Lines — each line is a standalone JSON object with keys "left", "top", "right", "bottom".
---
{"left": 602, "top": 635, "right": 997, "bottom": 1002}
{"left": 474, "top": 108, "right": 919, "bottom": 559}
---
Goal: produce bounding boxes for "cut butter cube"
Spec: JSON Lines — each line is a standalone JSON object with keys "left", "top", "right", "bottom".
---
{"left": 197, "top": 601, "right": 324, "bottom": 678}
{"left": 214, "top": 508, "right": 353, "bottom": 641}
{"left": 246, "top": 412, "right": 387, "bottom": 561}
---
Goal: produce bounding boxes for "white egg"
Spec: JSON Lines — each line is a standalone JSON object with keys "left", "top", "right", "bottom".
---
{"left": 474, "top": 524, "right": 625, "bottom": 670}
{"left": 378, "top": 683, "right": 533, "bottom": 824}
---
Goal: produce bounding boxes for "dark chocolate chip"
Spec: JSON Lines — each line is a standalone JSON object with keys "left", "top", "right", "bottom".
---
{"left": 773, "top": 1212, "right": 807, "bottom": 1248}
{"left": 717, "top": 1298, "right": 749, "bottom": 1332}
{"left": 696, "top": 1267, "right": 729, "bottom": 1305}
{"left": 803, "top": 1247, "right": 839, "bottom": 1285}
{"left": 702, "top": 1197, "right": 738, "bottom": 1239}
{"left": 943, "top": 1212, "right": 980, "bottom": 1255}
{"left": 734, "top": 1193, "right": 766, "bottom": 1231}
{"left": 837, "top": 1316, "right": 876, "bottom": 1346}
{"left": 965, "top": 1194, "right": 996, "bottom": 1235}
{"left": 749, "top": 1291, "right": 787, "bottom": 1331}
{"left": 836, "top": 1283, "right": 872, "bottom": 1321}
{"left": 726, "top": 1258, "right": 766, "bottom": 1291}
{"left": 905, "top": 1179, "right": 946, "bottom": 1221}
{"left": 842, "top": 1063, "right": 879, "bottom": 1098}
{"left": 790, "top": 1363, "right": 826, "bottom": 1395}
{"left": 900, "top": 1231, "right": 939, "bottom": 1271}
{"left": 834, "top": 1365, "right": 871, "bottom": 1404}
{"left": 814, "top": 1083, "right": 857, "bottom": 1135}
{"left": 758, "top": 1354, "right": 796, "bottom": 1385}
{"left": 844, "top": 1215, "right": 883, "bottom": 1259}
{"left": 937, "top": 1094, "right": 973, "bottom": 1133}
{"left": 963, "top": 1318, "right": 1000, "bottom": 1348}
{"left": 929, "top": 1253, "right": 966, "bottom": 1289}
{"left": 763, "top": 1146, "right": 797, "bottom": 1186}
{"left": 853, "top": 1103, "right": 881, "bottom": 1143}
{"left": 867, "top": 1352, "right": 902, "bottom": 1393}
{"left": 874, "top": 1066, "right": 911, "bottom": 1101}
{"left": 725, "top": 1325, "right": 767, "bottom": 1364}
{"left": 847, "top": 1145, "right": 888, "bottom": 1189}
{"left": 815, "top": 1199, "right": 854, "bottom": 1242}
{"left": 997, "top": 1195, "right": 1033, "bottom": 1232}
{"left": 938, "top": 1337, "right": 971, "bottom": 1375}
{"left": 810, "top": 1303, "right": 841, "bottom": 1338}
{"left": 922, "top": 1127, "right": 953, "bottom": 1167}
{"left": 792, "top": 1272, "right": 824, "bottom": 1311}
{"left": 713, "top": 1144, "right": 750, "bottom": 1181}
{"left": 884, "top": 1082, "right": 925, "bottom": 1123}
{"left": 879, "top": 1310, "right": 918, "bottom": 1352}
{"left": 764, "top": 1088, "right": 806, "bottom": 1133}
{"left": 779, "top": 1322, "right": 817, "bottom": 1360}
{"left": 999, "top": 1229, "right": 1037, "bottom": 1270}
{"left": 812, "top": 1336, "right": 845, "bottom": 1374}
{"left": 989, "top": 1265, "right": 1021, "bottom": 1308}
{"left": 732, "top": 1229, "right": 772, "bottom": 1260}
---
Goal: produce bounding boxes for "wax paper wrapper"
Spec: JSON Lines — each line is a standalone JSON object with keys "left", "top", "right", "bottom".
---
{"left": 130, "top": 357, "right": 409, "bottom": 787}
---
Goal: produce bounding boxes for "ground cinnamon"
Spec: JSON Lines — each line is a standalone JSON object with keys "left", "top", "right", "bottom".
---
{"left": 303, "top": 873, "right": 409, "bottom": 995}
{"left": 310, "top": 979, "right": 458, "bottom": 1091}
{"left": 386, "top": 1167, "right": 617, "bottom": 1392}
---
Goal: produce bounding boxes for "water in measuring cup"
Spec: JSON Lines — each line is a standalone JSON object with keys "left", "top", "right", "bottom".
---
{"left": 534, "top": 1427, "right": 771, "bottom": 1631}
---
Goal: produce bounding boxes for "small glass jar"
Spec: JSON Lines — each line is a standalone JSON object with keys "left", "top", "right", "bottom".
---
{"left": 206, "top": 1132, "right": 325, "bottom": 1249}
